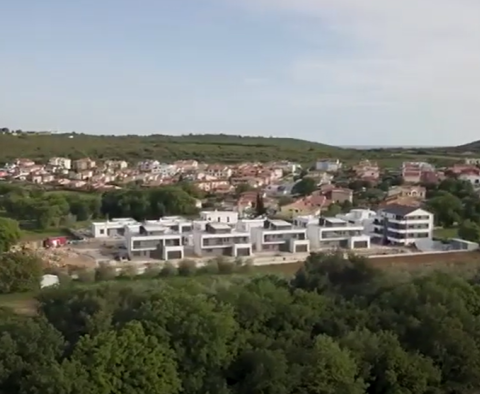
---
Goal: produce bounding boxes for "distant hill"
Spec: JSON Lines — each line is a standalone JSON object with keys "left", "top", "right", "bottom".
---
{"left": 0, "top": 133, "right": 353, "bottom": 164}
{"left": 454, "top": 139, "right": 480, "bottom": 152}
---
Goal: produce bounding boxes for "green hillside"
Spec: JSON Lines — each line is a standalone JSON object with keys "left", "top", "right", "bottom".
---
{"left": 0, "top": 133, "right": 352, "bottom": 164}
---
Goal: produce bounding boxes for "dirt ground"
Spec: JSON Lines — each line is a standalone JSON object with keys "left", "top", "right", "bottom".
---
{"left": 35, "top": 247, "right": 97, "bottom": 269}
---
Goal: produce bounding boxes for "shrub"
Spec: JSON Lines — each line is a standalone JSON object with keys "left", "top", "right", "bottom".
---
{"left": 177, "top": 259, "right": 197, "bottom": 277}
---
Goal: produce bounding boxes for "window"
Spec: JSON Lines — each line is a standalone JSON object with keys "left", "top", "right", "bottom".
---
{"left": 100, "top": 229, "right": 105, "bottom": 235}
{"left": 217, "top": 217, "right": 221, "bottom": 222}
{"left": 227, "top": 217, "right": 230, "bottom": 223}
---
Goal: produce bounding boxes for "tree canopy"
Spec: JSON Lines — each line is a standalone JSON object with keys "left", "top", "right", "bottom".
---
{"left": 0, "top": 217, "right": 22, "bottom": 252}
{"left": 0, "top": 251, "right": 479, "bottom": 393}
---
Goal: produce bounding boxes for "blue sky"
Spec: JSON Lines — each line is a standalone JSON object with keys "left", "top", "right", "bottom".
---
{"left": 2, "top": 0, "right": 480, "bottom": 146}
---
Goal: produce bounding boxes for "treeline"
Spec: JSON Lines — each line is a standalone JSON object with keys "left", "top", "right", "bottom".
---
{"left": 0, "top": 133, "right": 348, "bottom": 164}
{"left": 0, "top": 183, "right": 201, "bottom": 231}
{"left": 1, "top": 252, "right": 480, "bottom": 393}
{"left": 425, "top": 178, "right": 480, "bottom": 241}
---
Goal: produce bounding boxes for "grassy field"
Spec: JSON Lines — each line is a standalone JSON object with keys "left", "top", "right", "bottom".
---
{"left": 21, "top": 220, "right": 91, "bottom": 241}
{"left": 433, "top": 227, "right": 459, "bottom": 240}
{"left": 0, "top": 292, "right": 38, "bottom": 315}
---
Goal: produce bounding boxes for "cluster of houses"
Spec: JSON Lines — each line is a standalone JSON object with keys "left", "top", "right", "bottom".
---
{"left": 2, "top": 156, "right": 480, "bottom": 219}
{"left": 91, "top": 206, "right": 436, "bottom": 261}
{"left": 0, "top": 157, "right": 300, "bottom": 192}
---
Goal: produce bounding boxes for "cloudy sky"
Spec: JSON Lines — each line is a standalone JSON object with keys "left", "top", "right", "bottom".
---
{"left": 1, "top": 0, "right": 479, "bottom": 146}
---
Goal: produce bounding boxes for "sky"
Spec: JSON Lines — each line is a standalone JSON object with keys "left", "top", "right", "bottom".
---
{"left": 2, "top": 0, "right": 480, "bottom": 146}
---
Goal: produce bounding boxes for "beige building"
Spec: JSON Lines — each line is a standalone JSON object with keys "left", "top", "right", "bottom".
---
{"left": 73, "top": 158, "right": 96, "bottom": 171}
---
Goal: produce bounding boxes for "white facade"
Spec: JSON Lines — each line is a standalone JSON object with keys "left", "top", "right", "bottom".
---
{"left": 236, "top": 219, "right": 265, "bottom": 232}
{"left": 152, "top": 217, "right": 194, "bottom": 233}
{"left": 126, "top": 223, "right": 184, "bottom": 260}
{"left": 293, "top": 215, "right": 319, "bottom": 228}
{"left": 372, "top": 206, "right": 434, "bottom": 246}
{"left": 315, "top": 159, "right": 342, "bottom": 172}
{"left": 307, "top": 217, "right": 371, "bottom": 250}
{"left": 251, "top": 219, "right": 310, "bottom": 254}
{"left": 192, "top": 223, "right": 252, "bottom": 257}
{"left": 465, "top": 158, "right": 480, "bottom": 165}
{"left": 138, "top": 160, "right": 160, "bottom": 172}
{"left": 200, "top": 210, "right": 238, "bottom": 224}
{"left": 91, "top": 218, "right": 139, "bottom": 238}
{"left": 336, "top": 209, "right": 377, "bottom": 233}
{"left": 459, "top": 172, "right": 480, "bottom": 186}
{"left": 49, "top": 157, "right": 71, "bottom": 169}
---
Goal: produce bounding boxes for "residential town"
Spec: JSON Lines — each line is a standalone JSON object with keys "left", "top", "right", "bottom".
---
{"left": 3, "top": 154, "right": 480, "bottom": 266}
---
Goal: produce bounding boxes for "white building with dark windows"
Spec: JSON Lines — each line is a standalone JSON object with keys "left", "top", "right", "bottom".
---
{"left": 91, "top": 218, "right": 139, "bottom": 238}
{"left": 125, "top": 223, "right": 184, "bottom": 260}
{"left": 372, "top": 204, "right": 434, "bottom": 246}
{"left": 192, "top": 223, "right": 252, "bottom": 257}
{"left": 307, "top": 217, "right": 371, "bottom": 250}
{"left": 251, "top": 219, "right": 310, "bottom": 254}
{"left": 200, "top": 210, "right": 239, "bottom": 225}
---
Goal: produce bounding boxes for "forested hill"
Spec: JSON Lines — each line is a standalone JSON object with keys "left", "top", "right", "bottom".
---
{"left": 455, "top": 139, "right": 480, "bottom": 152}
{"left": 0, "top": 133, "right": 349, "bottom": 163}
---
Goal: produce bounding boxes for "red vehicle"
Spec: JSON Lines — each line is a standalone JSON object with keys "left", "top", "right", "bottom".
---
{"left": 44, "top": 236, "right": 68, "bottom": 248}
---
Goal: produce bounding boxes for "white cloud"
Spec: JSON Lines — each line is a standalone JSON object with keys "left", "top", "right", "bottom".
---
{"left": 231, "top": 0, "right": 480, "bottom": 143}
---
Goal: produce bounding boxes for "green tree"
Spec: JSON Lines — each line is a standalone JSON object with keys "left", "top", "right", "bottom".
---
{"left": 0, "top": 251, "right": 43, "bottom": 294}
{"left": 458, "top": 219, "right": 480, "bottom": 243}
{"left": 297, "top": 335, "right": 365, "bottom": 394}
{"left": 292, "top": 177, "right": 317, "bottom": 196}
{"left": 255, "top": 193, "right": 267, "bottom": 216}
{"left": 64, "top": 322, "right": 181, "bottom": 394}
{"left": 0, "top": 217, "right": 22, "bottom": 253}
{"left": 324, "top": 203, "right": 342, "bottom": 217}
{"left": 426, "top": 191, "right": 463, "bottom": 227}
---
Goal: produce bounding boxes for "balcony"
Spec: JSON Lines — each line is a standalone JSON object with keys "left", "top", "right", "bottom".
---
{"left": 320, "top": 230, "right": 363, "bottom": 240}
{"left": 202, "top": 236, "right": 250, "bottom": 247}
{"left": 263, "top": 232, "right": 306, "bottom": 243}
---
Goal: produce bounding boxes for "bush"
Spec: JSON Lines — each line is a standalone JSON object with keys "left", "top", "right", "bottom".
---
{"left": 159, "top": 262, "right": 178, "bottom": 277}
{"left": 142, "top": 263, "right": 162, "bottom": 278}
{"left": 197, "top": 260, "right": 220, "bottom": 276}
{"left": 75, "top": 268, "right": 96, "bottom": 283}
{"left": 95, "top": 264, "right": 118, "bottom": 282}
{"left": 117, "top": 265, "right": 138, "bottom": 281}
{"left": 177, "top": 259, "right": 197, "bottom": 277}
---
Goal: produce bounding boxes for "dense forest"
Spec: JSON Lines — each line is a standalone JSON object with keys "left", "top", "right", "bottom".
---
{"left": 1, "top": 252, "right": 480, "bottom": 393}
{"left": 0, "top": 132, "right": 349, "bottom": 164}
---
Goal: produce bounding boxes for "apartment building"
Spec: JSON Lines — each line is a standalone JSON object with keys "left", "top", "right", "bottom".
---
{"left": 307, "top": 217, "right": 371, "bottom": 250}
{"left": 192, "top": 223, "right": 252, "bottom": 257}
{"left": 372, "top": 204, "right": 434, "bottom": 246}
{"left": 200, "top": 210, "right": 238, "bottom": 224}
{"left": 125, "top": 223, "right": 184, "bottom": 260}
{"left": 251, "top": 219, "right": 310, "bottom": 253}
{"left": 91, "top": 218, "right": 139, "bottom": 238}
